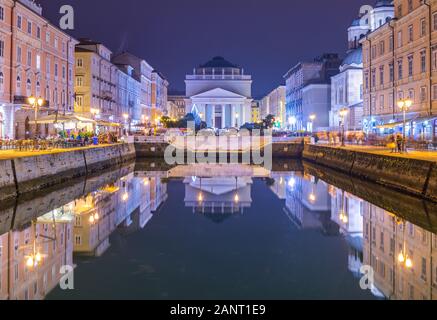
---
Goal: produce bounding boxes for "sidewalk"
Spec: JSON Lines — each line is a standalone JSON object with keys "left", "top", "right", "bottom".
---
{"left": 315, "top": 143, "right": 437, "bottom": 162}
{"left": 0, "top": 144, "right": 115, "bottom": 160}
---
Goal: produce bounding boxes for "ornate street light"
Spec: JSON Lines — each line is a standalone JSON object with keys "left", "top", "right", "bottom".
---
{"left": 397, "top": 99, "right": 413, "bottom": 153}
{"left": 28, "top": 96, "right": 44, "bottom": 138}
{"left": 339, "top": 108, "right": 349, "bottom": 147}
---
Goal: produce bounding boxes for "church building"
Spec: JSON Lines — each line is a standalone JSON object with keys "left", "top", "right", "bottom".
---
{"left": 185, "top": 57, "right": 253, "bottom": 129}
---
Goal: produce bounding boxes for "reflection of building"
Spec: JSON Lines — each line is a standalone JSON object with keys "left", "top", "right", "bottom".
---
{"left": 0, "top": 209, "right": 73, "bottom": 300}
{"left": 269, "top": 174, "right": 287, "bottom": 200}
{"left": 185, "top": 56, "right": 253, "bottom": 128}
{"left": 184, "top": 176, "right": 252, "bottom": 215}
{"left": 284, "top": 174, "right": 336, "bottom": 234}
{"left": 71, "top": 173, "right": 166, "bottom": 256}
{"left": 330, "top": 186, "right": 364, "bottom": 277}
{"left": 363, "top": 203, "right": 437, "bottom": 300}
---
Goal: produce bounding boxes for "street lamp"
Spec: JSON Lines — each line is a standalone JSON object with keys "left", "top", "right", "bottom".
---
{"left": 309, "top": 114, "right": 316, "bottom": 133}
{"left": 397, "top": 99, "right": 413, "bottom": 153}
{"left": 123, "top": 113, "right": 130, "bottom": 135}
{"left": 339, "top": 108, "right": 349, "bottom": 147}
{"left": 28, "top": 96, "right": 44, "bottom": 138}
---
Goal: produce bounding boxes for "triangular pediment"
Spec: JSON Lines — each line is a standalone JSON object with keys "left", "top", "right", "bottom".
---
{"left": 191, "top": 88, "right": 247, "bottom": 99}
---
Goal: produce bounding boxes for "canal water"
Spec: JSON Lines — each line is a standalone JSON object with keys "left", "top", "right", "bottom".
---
{"left": 1, "top": 161, "right": 436, "bottom": 300}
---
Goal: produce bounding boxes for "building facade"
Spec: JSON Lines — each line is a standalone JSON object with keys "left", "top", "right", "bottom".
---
{"left": 185, "top": 56, "right": 253, "bottom": 129}
{"left": 362, "top": 0, "right": 437, "bottom": 141}
{"left": 0, "top": 0, "right": 77, "bottom": 139}
{"left": 260, "top": 86, "right": 286, "bottom": 128}
{"left": 151, "top": 70, "right": 169, "bottom": 122}
{"left": 115, "top": 64, "right": 141, "bottom": 125}
{"left": 74, "top": 39, "right": 118, "bottom": 123}
{"left": 167, "top": 92, "right": 187, "bottom": 119}
{"left": 330, "top": 3, "right": 394, "bottom": 131}
{"left": 284, "top": 54, "right": 341, "bottom": 132}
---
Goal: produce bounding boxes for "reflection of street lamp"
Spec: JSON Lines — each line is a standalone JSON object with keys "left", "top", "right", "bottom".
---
{"left": 234, "top": 177, "right": 240, "bottom": 203}
{"left": 397, "top": 99, "right": 413, "bottom": 153}
{"left": 28, "top": 96, "right": 44, "bottom": 138}
{"left": 339, "top": 108, "right": 349, "bottom": 147}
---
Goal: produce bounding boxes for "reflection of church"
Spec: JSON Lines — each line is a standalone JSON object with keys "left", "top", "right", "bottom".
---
{"left": 184, "top": 176, "right": 252, "bottom": 217}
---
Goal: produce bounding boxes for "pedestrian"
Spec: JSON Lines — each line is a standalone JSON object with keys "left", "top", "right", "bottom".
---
{"left": 396, "top": 133, "right": 403, "bottom": 153}
{"left": 387, "top": 134, "right": 396, "bottom": 153}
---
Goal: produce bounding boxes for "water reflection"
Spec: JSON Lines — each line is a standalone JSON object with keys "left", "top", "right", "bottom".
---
{"left": 0, "top": 161, "right": 436, "bottom": 300}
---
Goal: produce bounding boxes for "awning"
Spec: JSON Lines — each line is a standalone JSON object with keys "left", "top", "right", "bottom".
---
{"left": 35, "top": 114, "right": 96, "bottom": 124}
{"left": 96, "top": 120, "right": 121, "bottom": 127}
{"left": 376, "top": 120, "right": 406, "bottom": 129}
{"left": 412, "top": 115, "right": 437, "bottom": 124}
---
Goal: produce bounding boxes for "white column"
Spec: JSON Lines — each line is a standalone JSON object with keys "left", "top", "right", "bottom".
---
{"left": 231, "top": 105, "right": 235, "bottom": 127}
{"left": 221, "top": 104, "right": 226, "bottom": 129}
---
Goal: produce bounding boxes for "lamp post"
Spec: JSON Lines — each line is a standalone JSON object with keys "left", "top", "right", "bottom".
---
{"left": 397, "top": 99, "right": 413, "bottom": 153}
{"left": 309, "top": 114, "right": 316, "bottom": 133}
{"left": 339, "top": 108, "right": 349, "bottom": 147}
{"left": 28, "top": 96, "right": 44, "bottom": 138}
{"left": 123, "top": 113, "right": 129, "bottom": 136}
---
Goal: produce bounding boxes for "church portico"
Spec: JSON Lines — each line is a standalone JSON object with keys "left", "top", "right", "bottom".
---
{"left": 185, "top": 57, "right": 253, "bottom": 129}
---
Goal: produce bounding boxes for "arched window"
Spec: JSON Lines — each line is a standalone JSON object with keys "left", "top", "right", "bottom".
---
{"left": 26, "top": 78, "right": 31, "bottom": 95}
{"left": 45, "top": 85, "right": 50, "bottom": 101}
{"left": 36, "top": 81, "right": 41, "bottom": 96}
{"left": 0, "top": 72, "right": 4, "bottom": 91}
{"left": 16, "top": 76, "right": 21, "bottom": 91}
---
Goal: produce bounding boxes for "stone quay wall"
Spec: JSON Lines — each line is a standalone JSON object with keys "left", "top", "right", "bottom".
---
{"left": 303, "top": 144, "right": 437, "bottom": 202}
{"left": 0, "top": 143, "right": 135, "bottom": 202}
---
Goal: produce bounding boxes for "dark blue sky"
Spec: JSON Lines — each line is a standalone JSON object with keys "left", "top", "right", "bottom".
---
{"left": 39, "top": 0, "right": 369, "bottom": 97}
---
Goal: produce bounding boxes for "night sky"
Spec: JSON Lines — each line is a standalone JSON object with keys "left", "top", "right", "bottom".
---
{"left": 39, "top": 0, "right": 369, "bottom": 98}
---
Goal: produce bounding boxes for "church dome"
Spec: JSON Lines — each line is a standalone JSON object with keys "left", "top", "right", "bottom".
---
{"left": 195, "top": 56, "right": 242, "bottom": 76}
{"left": 342, "top": 47, "right": 363, "bottom": 68}
{"left": 199, "top": 56, "right": 240, "bottom": 69}
{"left": 374, "top": 0, "right": 393, "bottom": 8}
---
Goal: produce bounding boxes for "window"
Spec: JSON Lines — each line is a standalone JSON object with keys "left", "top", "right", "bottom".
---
{"left": 434, "top": 13, "right": 437, "bottom": 31}
{"left": 389, "top": 63, "right": 394, "bottom": 82}
{"left": 26, "top": 78, "right": 31, "bottom": 94}
{"left": 365, "top": 72, "right": 369, "bottom": 89}
{"left": 54, "top": 63, "right": 58, "bottom": 77}
{"left": 379, "top": 66, "right": 384, "bottom": 85}
{"left": 0, "top": 72, "right": 4, "bottom": 90}
{"left": 17, "top": 15, "right": 22, "bottom": 29}
{"left": 420, "top": 86, "right": 427, "bottom": 102}
{"left": 0, "top": 6, "right": 4, "bottom": 21}
{"left": 389, "top": 35, "right": 394, "bottom": 52}
{"left": 371, "top": 45, "right": 377, "bottom": 59}
{"left": 421, "top": 51, "right": 426, "bottom": 73}
{"left": 398, "top": 31, "right": 403, "bottom": 48}
{"left": 398, "top": 59, "right": 403, "bottom": 79}
{"left": 408, "top": 89, "right": 415, "bottom": 101}
{"left": 408, "top": 55, "right": 413, "bottom": 77}
{"left": 77, "top": 58, "right": 83, "bottom": 67}
{"left": 408, "top": 25, "right": 413, "bottom": 43}
{"left": 17, "top": 46, "right": 21, "bottom": 63}
{"left": 371, "top": 69, "right": 376, "bottom": 87}
{"left": 62, "top": 65, "right": 66, "bottom": 79}
{"left": 36, "top": 81, "right": 40, "bottom": 96}
{"left": 408, "top": 0, "right": 413, "bottom": 13}
{"left": 16, "top": 76, "right": 21, "bottom": 90}
{"left": 75, "top": 235, "right": 82, "bottom": 245}
{"left": 0, "top": 39, "right": 4, "bottom": 58}
{"left": 432, "top": 85, "right": 437, "bottom": 100}
{"left": 421, "top": 19, "right": 426, "bottom": 37}
{"left": 46, "top": 57, "right": 50, "bottom": 74}
{"left": 379, "top": 41, "right": 385, "bottom": 55}
{"left": 27, "top": 21, "right": 32, "bottom": 34}
{"left": 46, "top": 31, "right": 50, "bottom": 43}
{"left": 76, "top": 76, "right": 84, "bottom": 86}
{"left": 379, "top": 95, "right": 385, "bottom": 111}
{"left": 27, "top": 50, "right": 32, "bottom": 67}
{"left": 54, "top": 37, "right": 58, "bottom": 49}
{"left": 36, "top": 26, "right": 41, "bottom": 39}
{"left": 76, "top": 95, "right": 83, "bottom": 107}
{"left": 36, "top": 54, "right": 40, "bottom": 70}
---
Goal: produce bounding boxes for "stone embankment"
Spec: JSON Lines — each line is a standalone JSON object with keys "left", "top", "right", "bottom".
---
{"left": 0, "top": 143, "right": 135, "bottom": 202}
